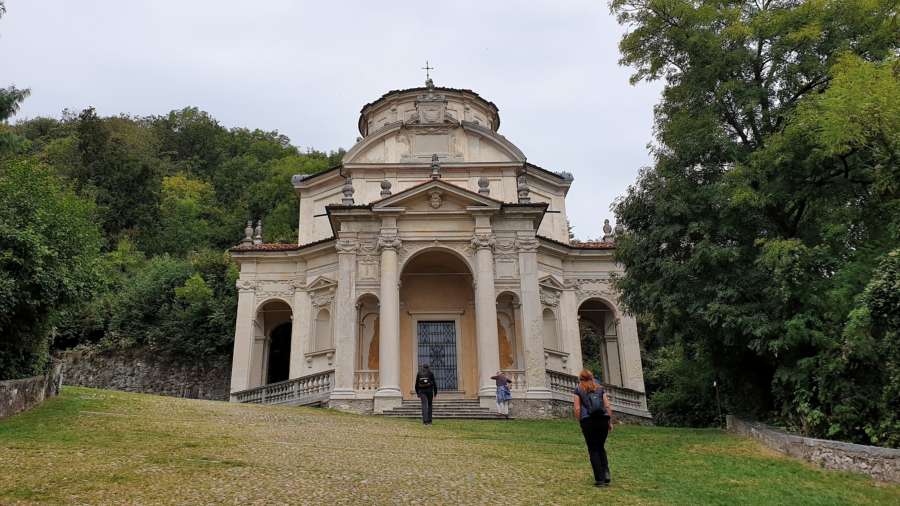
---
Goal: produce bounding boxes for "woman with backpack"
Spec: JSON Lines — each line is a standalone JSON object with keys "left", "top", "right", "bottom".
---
{"left": 490, "top": 370, "right": 513, "bottom": 417}
{"left": 573, "top": 369, "right": 613, "bottom": 487}
{"left": 414, "top": 364, "right": 438, "bottom": 425}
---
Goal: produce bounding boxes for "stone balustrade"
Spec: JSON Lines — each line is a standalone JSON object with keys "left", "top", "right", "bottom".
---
{"left": 546, "top": 369, "right": 578, "bottom": 396}
{"left": 501, "top": 369, "right": 526, "bottom": 391}
{"left": 546, "top": 369, "right": 650, "bottom": 418}
{"left": 353, "top": 370, "right": 379, "bottom": 391}
{"left": 604, "top": 384, "right": 647, "bottom": 413}
{"left": 232, "top": 370, "right": 334, "bottom": 406}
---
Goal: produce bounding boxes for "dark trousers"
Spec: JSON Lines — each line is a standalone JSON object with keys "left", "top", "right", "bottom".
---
{"left": 580, "top": 415, "right": 610, "bottom": 483}
{"left": 418, "top": 392, "right": 433, "bottom": 424}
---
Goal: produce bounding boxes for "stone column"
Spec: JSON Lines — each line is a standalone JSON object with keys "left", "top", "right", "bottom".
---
{"left": 331, "top": 237, "right": 358, "bottom": 399}
{"left": 517, "top": 234, "right": 551, "bottom": 398}
{"left": 288, "top": 273, "right": 309, "bottom": 379}
{"left": 374, "top": 230, "right": 402, "bottom": 413}
{"left": 230, "top": 279, "right": 257, "bottom": 397}
{"left": 472, "top": 231, "right": 501, "bottom": 407}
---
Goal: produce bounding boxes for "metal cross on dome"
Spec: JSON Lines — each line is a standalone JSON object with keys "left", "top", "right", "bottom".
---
{"left": 422, "top": 60, "right": 435, "bottom": 87}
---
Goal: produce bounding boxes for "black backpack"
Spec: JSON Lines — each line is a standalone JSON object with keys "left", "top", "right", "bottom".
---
{"left": 582, "top": 386, "right": 607, "bottom": 417}
{"left": 417, "top": 374, "right": 433, "bottom": 390}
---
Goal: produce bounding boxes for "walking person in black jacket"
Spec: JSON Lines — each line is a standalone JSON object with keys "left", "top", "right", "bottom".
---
{"left": 574, "top": 369, "right": 614, "bottom": 487}
{"left": 414, "top": 364, "right": 438, "bottom": 425}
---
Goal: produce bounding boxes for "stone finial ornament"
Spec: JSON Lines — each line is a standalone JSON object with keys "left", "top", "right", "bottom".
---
{"left": 342, "top": 176, "right": 355, "bottom": 205}
{"left": 253, "top": 219, "right": 263, "bottom": 245}
{"left": 240, "top": 220, "right": 253, "bottom": 245}
{"left": 477, "top": 176, "right": 490, "bottom": 196}
{"left": 430, "top": 153, "right": 441, "bottom": 180}
{"left": 517, "top": 172, "right": 530, "bottom": 203}
{"left": 380, "top": 179, "right": 392, "bottom": 197}
{"left": 602, "top": 219, "right": 613, "bottom": 242}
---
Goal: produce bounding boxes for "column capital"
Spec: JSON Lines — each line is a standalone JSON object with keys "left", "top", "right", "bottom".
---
{"left": 377, "top": 233, "right": 402, "bottom": 252}
{"left": 335, "top": 238, "right": 359, "bottom": 254}
{"left": 471, "top": 232, "right": 495, "bottom": 251}
{"left": 515, "top": 237, "right": 539, "bottom": 252}
{"left": 236, "top": 279, "right": 257, "bottom": 293}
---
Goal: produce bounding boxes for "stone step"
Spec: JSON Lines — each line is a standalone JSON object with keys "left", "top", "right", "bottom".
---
{"left": 381, "top": 398, "right": 509, "bottom": 420}
{"left": 383, "top": 413, "right": 509, "bottom": 419}
{"left": 386, "top": 411, "right": 500, "bottom": 416}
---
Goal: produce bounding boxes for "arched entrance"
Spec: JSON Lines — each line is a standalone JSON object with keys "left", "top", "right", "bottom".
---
{"left": 399, "top": 249, "right": 476, "bottom": 398}
{"left": 266, "top": 322, "right": 292, "bottom": 384}
{"left": 254, "top": 299, "right": 292, "bottom": 387}
{"left": 578, "top": 298, "right": 623, "bottom": 386}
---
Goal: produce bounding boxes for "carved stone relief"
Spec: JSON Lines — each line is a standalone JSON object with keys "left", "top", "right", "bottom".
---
{"left": 570, "top": 277, "right": 617, "bottom": 305}
{"left": 336, "top": 238, "right": 359, "bottom": 254}
{"left": 357, "top": 240, "right": 379, "bottom": 281}
{"left": 236, "top": 279, "right": 257, "bottom": 293}
{"left": 539, "top": 288, "right": 561, "bottom": 307}
{"left": 515, "top": 237, "right": 539, "bottom": 252}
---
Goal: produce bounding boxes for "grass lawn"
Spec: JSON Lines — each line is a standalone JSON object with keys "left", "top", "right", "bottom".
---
{"left": 1, "top": 387, "right": 897, "bottom": 505}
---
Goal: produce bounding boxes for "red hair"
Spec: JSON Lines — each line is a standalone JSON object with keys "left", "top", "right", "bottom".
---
{"left": 578, "top": 369, "right": 598, "bottom": 393}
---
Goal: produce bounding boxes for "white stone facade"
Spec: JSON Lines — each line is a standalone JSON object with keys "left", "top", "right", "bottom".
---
{"left": 229, "top": 83, "right": 649, "bottom": 418}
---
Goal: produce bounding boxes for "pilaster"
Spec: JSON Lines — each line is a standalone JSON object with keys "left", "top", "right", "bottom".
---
{"left": 230, "top": 280, "right": 257, "bottom": 396}
{"left": 331, "top": 236, "right": 358, "bottom": 399}
{"left": 517, "top": 234, "right": 551, "bottom": 398}
{"left": 288, "top": 265, "right": 309, "bottom": 379}
{"left": 559, "top": 283, "right": 582, "bottom": 373}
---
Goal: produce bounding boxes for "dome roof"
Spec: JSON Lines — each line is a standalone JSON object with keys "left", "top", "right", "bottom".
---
{"left": 357, "top": 83, "right": 501, "bottom": 137}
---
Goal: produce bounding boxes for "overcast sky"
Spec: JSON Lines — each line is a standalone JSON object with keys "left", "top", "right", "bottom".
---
{"left": 1, "top": 0, "right": 661, "bottom": 240}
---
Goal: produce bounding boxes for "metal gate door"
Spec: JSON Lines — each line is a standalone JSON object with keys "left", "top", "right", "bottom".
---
{"left": 417, "top": 321, "right": 458, "bottom": 391}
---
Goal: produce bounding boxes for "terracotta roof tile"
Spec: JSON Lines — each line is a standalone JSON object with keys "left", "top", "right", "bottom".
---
{"left": 230, "top": 236, "right": 336, "bottom": 253}
{"left": 538, "top": 235, "right": 616, "bottom": 250}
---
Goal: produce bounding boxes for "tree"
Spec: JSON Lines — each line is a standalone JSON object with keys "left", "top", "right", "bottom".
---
{"left": 153, "top": 174, "right": 226, "bottom": 256}
{"left": 0, "top": 159, "right": 102, "bottom": 378}
{"left": 74, "top": 108, "right": 164, "bottom": 246}
{"left": 610, "top": 0, "right": 899, "bottom": 444}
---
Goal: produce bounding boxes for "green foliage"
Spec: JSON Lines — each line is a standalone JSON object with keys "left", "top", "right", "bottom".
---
{"left": 611, "top": 0, "right": 899, "bottom": 445}
{"left": 100, "top": 251, "right": 237, "bottom": 360}
{"left": 0, "top": 160, "right": 102, "bottom": 378}
{"left": 3, "top": 97, "right": 340, "bottom": 368}
{"left": 645, "top": 343, "right": 722, "bottom": 427}
{"left": 153, "top": 174, "right": 226, "bottom": 256}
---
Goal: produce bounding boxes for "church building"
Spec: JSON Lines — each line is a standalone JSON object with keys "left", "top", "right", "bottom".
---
{"left": 228, "top": 79, "right": 650, "bottom": 419}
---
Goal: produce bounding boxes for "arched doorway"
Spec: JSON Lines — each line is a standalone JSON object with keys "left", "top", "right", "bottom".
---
{"left": 266, "top": 322, "right": 292, "bottom": 384}
{"left": 399, "top": 249, "right": 476, "bottom": 398}
{"left": 254, "top": 299, "right": 292, "bottom": 387}
{"left": 578, "top": 298, "right": 622, "bottom": 386}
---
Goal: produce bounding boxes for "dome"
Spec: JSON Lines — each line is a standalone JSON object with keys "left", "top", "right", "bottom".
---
{"left": 357, "top": 81, "right": 501, "bottom": 137}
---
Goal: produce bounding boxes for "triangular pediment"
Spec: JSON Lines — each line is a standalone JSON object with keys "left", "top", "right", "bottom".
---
{"left": 372, "top": 179, "right": 502, "bottom": 211}
{"left": 306, "top": 276, "right": 337, "bottom": 292}
{"left": 539, "top": 275, "right": 565, "bottom": 291}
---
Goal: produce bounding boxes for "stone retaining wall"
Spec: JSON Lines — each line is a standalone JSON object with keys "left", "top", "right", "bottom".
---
{"left": 0, "top": 362, "right": 64, "bottom": 419}
{"left": 61, "top": 348, "right": 231, "bottom": 401}
{"left": 727, "top": 415, "right": 900, "bottom": 483}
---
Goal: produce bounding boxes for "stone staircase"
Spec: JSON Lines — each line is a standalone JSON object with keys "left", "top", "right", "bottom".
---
{"left": 382, "top": 399, "right": 508, "bottom": 420}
